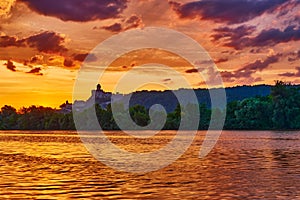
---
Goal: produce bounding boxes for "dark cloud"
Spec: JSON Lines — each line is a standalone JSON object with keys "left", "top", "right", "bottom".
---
{"left": 26, "top": 32, "right": 67, "bottom": 54}
{"left": 249, "top": 25, "right": 300, "bottom": 47}
{"left": 126, "top": 15, "right": 139, "bottom": 24}
{"left": 24, "top": 55, "right": 44, "bottom": 66}
{"left": 212, "top": 25, "right": 256, "bottom": 40}
{"left": 29, "top": 55, "right": 43, "bottom": 63}
{"left": 0, "top": 36, "right": 25, "bottom": 47}
{"left": 4, "top": 60, "right": 17, "bottom": 72}
{"left": 213, "top": 25, "right": 300, "bottom": 50}
{"left": 63, "top": 58, "right": 74, "bottom": 67}
{"left": 279, "top": 72, "right": 297, "bottom": 77}
{"left": 3, "top": 59, "right": 43, "bottom": 75}
{"left": 170, "top": 0, "right": 287, "bottom": 24}
{"left": 221, "top": 71, "right": 235, "bottom": 82}
{"left": 0, "top": 31, "right": 67, "bottom": 54}
{"left": 221, "top": 54, "right": 281, "bottom": 81}
{"left": 124, "top": 15, "right": 143, "bottom": 30}
{"left": 279, "top": 66, "right": 300, "bottom": 77}
{"left": 20, "top": 0, "right": 128, "bottom": 22}
{"left": 73, "top": 53, "right": 87, "bottom": 62}
{"left": 27, "top": 67, "right": 42, "bottom": 75}
{"left": 96, "top": 15, "right": 143, "bottom": 33}
{"left": 239, "top": 54, "right": 281, "bottom": 73}
{"left": 212, "top": 25, "right": 256, "bottom": 49}
{"left": 101, "top": 23, "right": 122, "bottom": 32}
{"left": 185, "top": 68, "right": 198, "bottom": 73}
{"left": 215, "top": 58, "right": 229, "bottom": 64}
{"left": 30, "top": 56, "right": 38, "bottom": 63}
{"left": 73, "top": 53, "right": 97, "bottom": 62}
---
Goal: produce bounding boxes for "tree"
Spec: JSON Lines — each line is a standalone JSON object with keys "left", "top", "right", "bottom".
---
{"left": 271, "top": 81, "right": 300, "bottom": 129}
{"left": 198, "top": 103, "right": 211, "bottom": 130}
{"left": 224, "top": 101, "right": 239, "bottom": 129}
{"left": 234, "top": 97, "right": 273, "bottom": 129}
{"left": 129, "top": 105, "right": 149, "bottom": 127}
{"left": 0, "top": 105, "right": 18, "bottom": 129}
{"left": 164, "top": 104, "right": 181, "bottom": 130}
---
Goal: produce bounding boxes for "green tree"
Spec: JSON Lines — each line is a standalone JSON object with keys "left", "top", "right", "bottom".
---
{"left": 198, "top": 103, "right": 211, "bottom": 130}
{"left": 165, "top": 104, "right": 181, "bottom": 130}
{"left": 224, "top": 101, "right": 239, "bottom": 129}
{"left": 129, "top": 105, "right": 149, "bottom": 127}
{"left": 271, "top": 81, "right": 300, "bottom": 129}
{"left": 234, "top": 97, "right": 273, "bottom": 129}
{"left": 0, "top": 105, "right": 18, "bottom": 129}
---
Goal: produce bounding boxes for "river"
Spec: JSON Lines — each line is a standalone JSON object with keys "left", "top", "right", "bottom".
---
{"left": 0, "top": 130, "right": 299, "bottom": 199}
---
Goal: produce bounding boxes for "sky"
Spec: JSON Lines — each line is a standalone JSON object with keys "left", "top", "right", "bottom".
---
{"left": 0, "top": 0, "right": 300, "bottom": 109}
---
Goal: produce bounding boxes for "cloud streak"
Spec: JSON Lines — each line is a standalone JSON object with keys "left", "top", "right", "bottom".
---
{"left": 213, "top": 25, "right": 300, "bottom": 50}
{"left": 0, "top": 31, "right": 67, "bottom": 54}
{"left": 170, "top": 0, "right": 287, "bottom": 24}
{"left": 279, "top": 66, "right": 300, "bottom": 77}
{"left": 96, "top": 15, "right": 143, "bottom": 33}
{"left": 221, "top": 54, "right": 281, "bottom": 82}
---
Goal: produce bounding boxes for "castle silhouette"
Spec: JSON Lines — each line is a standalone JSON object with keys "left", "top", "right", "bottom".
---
{"left": 61, "top": 84, "right": 113, "bottom": 113}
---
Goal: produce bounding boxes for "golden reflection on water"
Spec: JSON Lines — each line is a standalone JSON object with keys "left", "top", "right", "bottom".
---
{"left": 0, "top": 130, "right": 299, "bottom": 199}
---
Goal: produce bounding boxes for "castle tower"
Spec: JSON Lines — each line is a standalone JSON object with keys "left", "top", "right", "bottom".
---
{"left": 97, "top": 84, "right": 101, "bottom": 91}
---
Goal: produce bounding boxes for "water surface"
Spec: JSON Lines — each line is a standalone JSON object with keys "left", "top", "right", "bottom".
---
{"left": 0, "top": 130, "right": 299, "bottom": 199}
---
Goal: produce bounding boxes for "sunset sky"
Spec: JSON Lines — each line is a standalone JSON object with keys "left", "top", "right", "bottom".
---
{"left": 0, "top": 0, "right": 300, "bottom": 108}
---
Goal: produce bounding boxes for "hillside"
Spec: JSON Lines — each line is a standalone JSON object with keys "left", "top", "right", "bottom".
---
{"left": 127, "top": 85, "right": 272, "bottom": 112}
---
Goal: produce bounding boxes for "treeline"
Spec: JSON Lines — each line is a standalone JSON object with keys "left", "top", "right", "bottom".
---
{"left": 0, "top": 81, "right": 299, "bottom": 130}
{"left": 0, "top": 106, "right": 75, "bottom": 130}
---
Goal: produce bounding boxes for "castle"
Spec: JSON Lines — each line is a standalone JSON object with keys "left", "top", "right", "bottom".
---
{"left": 91, "top": 84, "right": 112, "bottom": 104}
{"left": 60, "top": 84, "right": 113, "bottom": 113}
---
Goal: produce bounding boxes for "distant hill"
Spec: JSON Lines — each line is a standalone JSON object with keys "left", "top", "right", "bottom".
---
{"left": 73, "top": 84, "right": 298, "bottom": 113}
{"left": 127, "top": 85, "right": 272, "bottom": 112}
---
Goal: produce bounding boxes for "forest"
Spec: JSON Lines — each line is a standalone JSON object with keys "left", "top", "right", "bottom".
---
{"left": 0, "top": 81, "right": 299, "bottom": 130}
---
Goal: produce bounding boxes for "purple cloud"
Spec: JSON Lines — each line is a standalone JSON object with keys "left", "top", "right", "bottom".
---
{"left": 213, "top": 25, "right": 300, "bottom": 50}
{"left": 0, "top": 31, "right": 67, "bottom": 54}
{"left": 252, "top": 26, "right": 300, "bottom": 46}
{"left": 26, "top": 32, "right": 67, "bottom": 54}
{"left": 279, "top": 66, "right": 300, "bottom": 77}
{"left": 0, "top": 36, "right": 25, "bottom": 47}
{"left": 221, "top": 54, "right": 281, "bottom": 81}
{"left": 20, "top": 0, "right": 128, "bottom": 22}
{"left": 101, "top": 23, "right": 122, "bottom": 32}
{"left": 96, "top": 15, "right": 143, "bottom": 33}
{"left": 171, "top": 0, "right": 288, "bottom": 24}
{"left": 211, "top": 25, "right": 256, "bottom": 49}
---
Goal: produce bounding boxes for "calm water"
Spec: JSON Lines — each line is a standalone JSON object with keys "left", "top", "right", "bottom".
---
{"left": 0, "top": 130, "right": 299, "bottom": 199}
